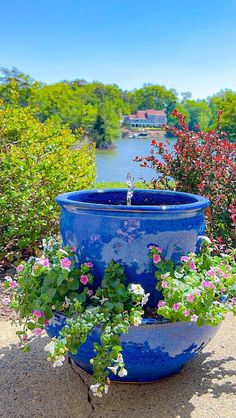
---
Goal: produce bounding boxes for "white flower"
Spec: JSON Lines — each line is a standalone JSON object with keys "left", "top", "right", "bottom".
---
{"left": 133, "top": 316, "right": 142, "bottom": 326}
{"left": 198, "top": 235, "right": 211, "bottom": 244}
{"left": 130, "top": 284, "right": 145, "bottom": 296}
{"left": 90, "top": 384, "right": 103, "bottom": 397}
{"left": 117, "top": 353, "right": 123, "bottom": 364}
{"left": 104, "top": 326, "right": 111, "bottom": 333}
{"left": 65, "top": 296, "right": 70, "bottom": 308}
{"left": 118, "top": 367, "right": 128, "bottom": 377}
{"left": 52, "top": 355, "right": 65, "bottom": 367}
{"left": 44, "top": 341, "right": 56, "bottom": 355}
{"left": 174, "top": 271, "right": 183, "bottom": 279}
{"left": 107, "top": 366, "right": 118, "bottom": 375}
{"left": 141, "top": 293, "right": 150, "bottom": 306}
{"left": 100, "top": 297, "right": 109, "bottom": 305}
{"left": 161, "top": 272, "right": 170, "bottom": 279}
{"left": 59, "top": 248, "right": 68, "bottom": 255}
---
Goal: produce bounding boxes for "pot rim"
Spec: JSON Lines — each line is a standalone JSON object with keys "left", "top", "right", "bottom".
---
{"left": 52, "top": 311, "right": 217, "bottom": 330}
{"left": 55, "top": 189, "right": 210, "bottom": 213}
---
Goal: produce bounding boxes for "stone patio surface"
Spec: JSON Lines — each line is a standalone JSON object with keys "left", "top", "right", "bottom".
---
{"left": 0, "top": 315, "right": 235, "bottom": 418}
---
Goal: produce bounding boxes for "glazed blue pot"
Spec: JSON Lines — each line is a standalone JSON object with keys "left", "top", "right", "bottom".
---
{"left": 46, "top": 312, "right": 219, "bottom": 382}
{"left": 56, "top": 189, "right": 210, "bottom": 307}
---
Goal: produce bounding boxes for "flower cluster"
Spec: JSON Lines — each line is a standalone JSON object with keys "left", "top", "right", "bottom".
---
{"left": 3, "top": 238, "right": 148, "bottom": 398}
{"left": 150, "top": 239, "right": 236, "bottom": 326}
{"left": 135, "top": 110, "right": 236, "bottom": 248}
{"left": 3, "top": 238, "right": 95, "bottom": 351}
{"left": 2, "top": 237, "right": 235, "bottom": 398}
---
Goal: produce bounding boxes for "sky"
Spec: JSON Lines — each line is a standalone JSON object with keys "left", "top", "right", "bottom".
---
{"left": 0, "top": 0, "right": 236, "bottom": 99}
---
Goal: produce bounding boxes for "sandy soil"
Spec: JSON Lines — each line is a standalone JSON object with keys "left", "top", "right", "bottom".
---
{"left": 0, "top": 315, "right": 235, "bottom": 418}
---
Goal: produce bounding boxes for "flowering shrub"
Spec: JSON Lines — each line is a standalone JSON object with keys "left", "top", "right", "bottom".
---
{"left": 134, "top": 110, "right": 236, "bottom": 248}
{"left": 2, "top": 237, "right": 235, "bottom": 397}
{"left": 0, "top": 102, "right": 96, "bottom": 266}
{"left": 150, "top": 238, "right": 236, "bottom": 326}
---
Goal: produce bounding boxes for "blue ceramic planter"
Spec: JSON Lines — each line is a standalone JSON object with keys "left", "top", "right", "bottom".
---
{"left": 56, "top": 189, "right": 210, "bottom": 307}
{"left": 46, "top": 312, "right": 219, "bottom": 382}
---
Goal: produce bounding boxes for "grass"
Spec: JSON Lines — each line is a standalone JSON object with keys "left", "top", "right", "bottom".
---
{"left": 94, "top": 181, "right": 147, "bottom": 189}
{"left": 94, "top": 180, "right": 176, "bottom": 190}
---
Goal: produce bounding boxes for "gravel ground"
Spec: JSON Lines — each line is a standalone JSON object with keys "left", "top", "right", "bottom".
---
{"left": 0, "top": 315, "right": 235, "bottom": 418}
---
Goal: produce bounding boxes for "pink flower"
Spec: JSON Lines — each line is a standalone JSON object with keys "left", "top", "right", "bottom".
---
{"left": 191, "top": 314, "right": 198, "bottom": 322}
{"left": 32, "top": 310, "right": 44, "bottom": 319}
{"left": 172, "top": 303, "right": 180, "bottom": 311}
{"left": 195, "top": 289, "right": 201, "bottom": 296}
{"left": 161, "top": 280, "right": 168, "bottom": 288}
{"left": 44, "top": 319, "right": 49, "bottom": 327}
{"left": 87, "top": 289, "right": 93, "bottom": 296}
{"left": 189, "top": 261, "right": 196, "bottom": 270}
{"left": 80, "top": 274, "right": 89, "bottom": 285}
{"left": 43, "top": 258, "right": 50, "bottom": 267}
{"left": 206, "top": 269, "right": 215, "bottom": 277}
{"left": 10, "top": 280, "right": 18, "bottom": 288}
{"left": 16, "top": 264, "right": 24, "bottom": 273}
{"left": 184, "top": 309, "right": 191, "bottom": 317}
{"left": 35, "top": 257, "right": 50, "bottom": 267}
{"left": 181, "top": 256, "right": 189, "bottom": 262}
{"left": 217, "top": 270, "right": 230, "bottom": 279}
{"left": 60, "top": 258, "right": 71, "bottom": 270}
{"left": 153, "top": 254, "right": 161, "bottom": 264}
{"left": 220, "top": 288, "right": 226, "bottom": 294}
{"left": 70, "top": 246, "right": 76, "bottom": 252}
{"left": 186, "top": 293, "right": 195, "bottom": 303}
{"left": 22, "top": 335, "right": 28, "bottom": 342}
{"left": 157, "top": 300, "right": 165, "bottom": 308}
{"left": 156, "top": 246, "right": 163, "bottom": 253}
{"left": 3, "top": 297, "right": 10, "bottom": 305}
{"left": 201, "top": 280, "right": 211, "bottom": 288}
{"left": 84, "top": 262, "right": 93, "bottom": 268}
{"left": 33, "top": 328, "right": 43, "bottom": 336}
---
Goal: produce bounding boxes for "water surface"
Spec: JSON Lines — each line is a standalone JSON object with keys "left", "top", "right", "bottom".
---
{"left": 96, "top": 136, "right": 175, "bottom": 182}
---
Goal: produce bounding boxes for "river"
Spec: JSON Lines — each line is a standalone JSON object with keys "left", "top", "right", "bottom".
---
{"left": 96, "top": 135, "right": 175, "bottom": 183}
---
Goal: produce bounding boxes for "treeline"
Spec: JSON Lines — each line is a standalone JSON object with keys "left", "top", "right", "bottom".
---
{"left": 0, "top": 67, "right": 235, "bottom": 147}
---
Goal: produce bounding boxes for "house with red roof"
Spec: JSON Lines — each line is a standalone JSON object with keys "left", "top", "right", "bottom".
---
{"left": 124, "top": 109, "right": 167, "bottom": 128}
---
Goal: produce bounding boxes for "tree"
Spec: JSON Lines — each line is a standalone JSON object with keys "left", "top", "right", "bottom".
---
{"left": 183, "top": 100, "right": 212, "bottom": 130}
{"left": 211, "top": 91, "right": 236, "bottom": 141}
{"left": 0, "top": 67, "right": 35, "bottom": 106}
{"left": 92, "top": 114, "right": 108, "bottom": 148}
{"left": 127, "top": 85, "right": 178, "bottom": 119}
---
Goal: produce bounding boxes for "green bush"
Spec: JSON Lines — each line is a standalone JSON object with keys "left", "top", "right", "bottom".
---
{"left": 0, "top": 102, "right": 96, "bottom": 263}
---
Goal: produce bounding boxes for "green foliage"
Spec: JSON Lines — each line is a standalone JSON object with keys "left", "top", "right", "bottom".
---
{"left": 0, "top": 102, "right": 96, "bottom": 261}
{"left": 183, "top": 99, "right": 213, "bottom": 130}
{"left": 5, "top": 238, "right": 146, "bottom": 397}
{"left": 211, "top": 91, "right": 236, "bottom": 141}
{"left": 94, "top": 181, "right": 146, "bottom": 189}
{"left": 4, "top": 237, "right": 235, "bottom": 396}
{"left": 0, "top": 67, "right": 35, "bottom": 107}
{"left": 34, "top": 81, "right": 124, "bottom": 147}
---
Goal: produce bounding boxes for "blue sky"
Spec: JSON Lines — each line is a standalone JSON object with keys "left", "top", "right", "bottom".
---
{"left": 0, "top": 0, "right": 236, "bottom": 99}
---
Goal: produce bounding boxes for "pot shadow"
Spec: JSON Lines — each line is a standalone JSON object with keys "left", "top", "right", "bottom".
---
{"left": 0, "top": 335, "right": 235, "bottom": 418}
{"left": 95, "top": 350, "right": 236, "bottom": 418}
